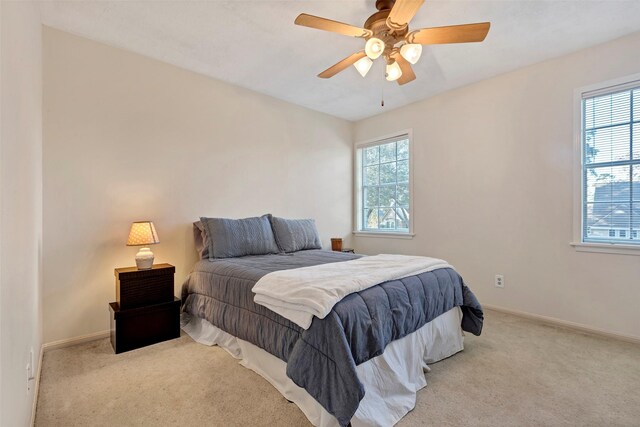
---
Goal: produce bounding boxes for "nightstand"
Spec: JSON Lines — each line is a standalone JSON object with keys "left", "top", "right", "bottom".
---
{"left": 109, "top": 264, "right": 180, "bottom": 354}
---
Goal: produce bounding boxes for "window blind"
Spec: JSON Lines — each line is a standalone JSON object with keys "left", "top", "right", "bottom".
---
{"left": 582, "top": 85, "right": 640, "bottom": 244}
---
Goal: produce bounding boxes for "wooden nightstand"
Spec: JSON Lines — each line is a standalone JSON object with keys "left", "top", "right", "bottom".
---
{"left": 109, "top": 264, "right": 180, "bottom": 354}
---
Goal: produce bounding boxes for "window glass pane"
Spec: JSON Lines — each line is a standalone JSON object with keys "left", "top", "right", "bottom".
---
{"left": 378, "top": 208, "right": 395, "bottom": 229}
{"left": 584, "top": 124, "right": 630, "bottom": 164}
{"left": 585, "top": 165, "right": 630, "bottom": 203}
{"left": 585, "top": 203, "right": 631, "bottom": 241}
{"left": 379, "top": 142, "right": 396, "bottom": 163}
{"left": 584, "top": 91, "right": 630, "bottom": 129}
{"left": 364, "top": 146, "right": 379, "bottom": 166}
{"left": 633, "top": 203, "right": 640, "bottom": 231}
{"left": 634, "top": 89, "right": 640, "bottom": 121}
{"left": 397, "top": 160, "right": 409, "bottom": 183}
{"left": 364, "top": 208, "right": 379, "bottom": 229}
{"left": 379, "top": 162, "right": 396, "bottom": 184}
{"left": 397, "top": 184, "right": 409, "bottom": 206}
{"left": 633, "top": 123, "right": 639, "bottom": 160}
{"left": 395, "top": 207, "right": 410, "bottom": 230}
{"left": 634, "top": 165, "right": 640, "bottom": 201}
{"left": 397, "top": 140, "right": 409, "bottom": 160}
{"left": 364, "top": 187, "right": 378, "bottom": 208}
{"left": 364, "top": 165, "right": 379, "bottom": 185}
{"left": 379, "top": 186, "right": 396, "bottom": 207}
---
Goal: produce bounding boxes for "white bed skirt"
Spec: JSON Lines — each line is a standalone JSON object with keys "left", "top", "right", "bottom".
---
{"left": 182, "top": 307, "right": 464, "bottom": 427}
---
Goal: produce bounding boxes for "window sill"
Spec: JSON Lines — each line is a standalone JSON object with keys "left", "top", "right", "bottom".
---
{"left": 353, "top": 231, "right": 415, "bottom": 240}
{"left": 570, "top": 242, "right": 640, "bottom": 256}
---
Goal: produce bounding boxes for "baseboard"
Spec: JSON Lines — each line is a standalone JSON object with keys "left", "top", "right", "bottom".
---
{"left": 484, "top": 304, "right": 640, "bottom": 345}
{"left": 42, "top": 330, "right": 110, "bottom": 352}
{"left": 30, "top": 345, "right": 44, "bottom": 426}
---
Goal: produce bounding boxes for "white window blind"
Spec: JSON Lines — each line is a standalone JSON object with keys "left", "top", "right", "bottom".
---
{"left": 356, "top": 135, "right": 411, "bottom": 233}
{"left": 582, "top": 83, "right": 640, "bottom": 244}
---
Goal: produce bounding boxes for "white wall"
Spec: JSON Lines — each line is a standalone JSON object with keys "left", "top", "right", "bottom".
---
{"left": 353, "top": 32, "right": 640, "bottom": 340}
{"left": 0, "top": 2, "right": 43, "bottom": 425}
{"left": 42, "top": 28, "right": 353, "bottom": 344}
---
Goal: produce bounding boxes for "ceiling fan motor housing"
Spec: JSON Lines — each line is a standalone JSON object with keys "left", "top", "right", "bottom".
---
{"left": 365, "top": 2, "right": 408, "bottom": 58}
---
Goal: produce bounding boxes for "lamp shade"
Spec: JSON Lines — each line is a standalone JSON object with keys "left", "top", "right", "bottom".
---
{"left": 126, "top": 221, "right": 160, "bottom": 246}
{"left": 354, "top": 56, "right": 373, "bottom": 77}
{"left": 400, "top": 43, "right": 422, "bottom": 65}
{"left": 385, "top": 61, "right": 402, "bottom": 82}
{"left": 364, "top": 37, "right": 385, "bottom": 60}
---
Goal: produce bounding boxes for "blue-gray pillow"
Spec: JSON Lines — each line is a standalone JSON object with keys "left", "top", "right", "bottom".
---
{"left": 199, "top": 215, "right": 280, "bottom": 259}
{"left": 269, "top": 216, "right": 322, "bottom": 253}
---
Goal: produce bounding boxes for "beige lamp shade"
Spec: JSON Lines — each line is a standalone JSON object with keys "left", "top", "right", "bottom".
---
{"left": 126, "top": 221, "right": 160, "bottom": 246}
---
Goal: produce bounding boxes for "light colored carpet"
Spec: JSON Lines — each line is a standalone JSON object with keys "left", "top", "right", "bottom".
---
{"left": 35, "top": 310, "right": 640, "bottom": 426}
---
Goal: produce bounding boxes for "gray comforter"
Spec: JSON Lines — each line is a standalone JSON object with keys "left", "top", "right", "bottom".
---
{"left": 181, "top": 250, "right": 483, "bottom": 426}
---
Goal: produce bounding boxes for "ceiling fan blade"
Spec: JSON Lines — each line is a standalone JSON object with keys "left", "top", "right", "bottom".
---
{"left": 387, "top": 0, "right": 425, "bottom": 31}
{"left": 295, "top": 13, "right": 372, "bottom": 38}
{"left": 391, "top": 52, "right": 416, "bottom": 85}
{"left": 318, "top": 51, "right": 367, "bottom": 78}
{"left": 407, "top": 22, "right": 491, "bottom": 45}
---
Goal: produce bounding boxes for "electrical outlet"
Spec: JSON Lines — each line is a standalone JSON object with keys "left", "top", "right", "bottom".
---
{"left": 495, "top": 274, "right": 504, "bottom": 288}
{"left": 26, "top": 348, "right": 34, "bottom": 393}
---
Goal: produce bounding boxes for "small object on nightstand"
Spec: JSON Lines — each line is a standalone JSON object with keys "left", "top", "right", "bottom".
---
{"left": 331, "top": 238, "right": 343, "bottom": 251}
{"left": 109, "top": 263, "right": 178, "bottom": 354}
{"left": 126, "top": 221, "right": 160, "bottom": 270}
{"left": 341, "top": 248, "right": 355, "bottom": 254}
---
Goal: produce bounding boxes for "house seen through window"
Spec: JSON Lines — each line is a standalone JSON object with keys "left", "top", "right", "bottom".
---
{"left": 582, "top": 82, "right": 640, "bottom": 245}
{"left": 355, "top": 134, "right": 411, "bottom": 234}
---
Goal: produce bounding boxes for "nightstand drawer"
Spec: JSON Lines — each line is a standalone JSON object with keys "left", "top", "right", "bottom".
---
{"left": 109, "top": 298, "right": 180, "bottom": 354}
{"left": 115, "top": 263, "right": 175, "bottom": 309}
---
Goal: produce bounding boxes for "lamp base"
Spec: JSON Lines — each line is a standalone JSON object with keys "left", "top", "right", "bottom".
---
{"left": 135, "top": 247, "right": 154, "bottom": 270}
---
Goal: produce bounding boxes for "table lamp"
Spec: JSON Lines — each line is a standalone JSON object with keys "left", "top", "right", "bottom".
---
{"left": 126, "top": 221, "right": 160, "bottom": 270}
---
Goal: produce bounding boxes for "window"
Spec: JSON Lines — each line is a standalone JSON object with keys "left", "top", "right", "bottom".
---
{"left": 355, "top": 132, "right": 412, "bottom": 235}
{"left": 580, "top": 80, "right": 640, "bottom": 246}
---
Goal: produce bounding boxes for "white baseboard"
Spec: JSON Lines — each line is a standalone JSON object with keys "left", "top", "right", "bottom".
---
{"left": 30, "top": 330, "right": 109, "bottom": 425}
{"left": 42, "top": 330, "right": 110, "bottom": 352}
{"left": 484, "top": 304, "right": 640, "bottom": 345}
{"left": 30, "top": 345, "right": 44, "bottom": 426}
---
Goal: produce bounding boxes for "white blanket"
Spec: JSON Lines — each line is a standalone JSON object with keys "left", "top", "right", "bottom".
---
{"left": 252, "top": 254, "right": 453, "bottom": 329}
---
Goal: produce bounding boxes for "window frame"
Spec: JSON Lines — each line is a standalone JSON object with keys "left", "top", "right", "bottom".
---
{"left": 572, "top": 73, "right": 640, "bottom": 255}
{"left": 353, "top": 130, "right": 415, "bottom": 239}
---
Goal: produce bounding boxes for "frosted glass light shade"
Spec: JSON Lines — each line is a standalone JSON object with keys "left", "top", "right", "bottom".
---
{"left": 354, "top": 57, "right": 373, "bottom": 77}
{"left": 400, "top": 44, "right": 422, "bottom": 65}
{"left": 126, "top": 221, "right": 160, "bottom": 246}
{"left": 364, "top": 37, "right": 385, "bottom": 59}
{"left": 385, "top": 61, "right": 403, "bottom": 81}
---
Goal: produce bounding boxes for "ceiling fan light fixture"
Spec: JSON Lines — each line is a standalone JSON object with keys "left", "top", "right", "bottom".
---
{"left": 354, "top": 57, "right": 373, "bottom": 77}
{"left": 385, "top": 61, "right": 403, "bottom": 82}
{"left": 400, "top": 43, "right": 422, "bottom": 65}
{"left": 365, "top": 37, "right": 385, "bottom": 59}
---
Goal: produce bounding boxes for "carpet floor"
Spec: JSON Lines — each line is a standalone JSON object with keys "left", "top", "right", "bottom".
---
{"left": 35, "top": 309, "right": 640, "bottom": 426}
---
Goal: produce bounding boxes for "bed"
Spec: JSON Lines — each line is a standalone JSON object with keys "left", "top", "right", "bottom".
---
{"left": 181, "top": 216, "right": 483, "bottom": 427}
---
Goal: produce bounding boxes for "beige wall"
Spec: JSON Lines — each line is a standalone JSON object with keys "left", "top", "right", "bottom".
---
{"left": 1, "top": 1, "right": 43, "bottom": 425}
{"left": 353, "top": 32, "right": 640, "bottom": 340}
{"left": 42, "top": 28, "right": 353, "bottom": 343}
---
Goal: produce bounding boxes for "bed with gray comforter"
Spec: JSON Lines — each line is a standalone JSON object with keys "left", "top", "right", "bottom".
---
{"left": 181, "top": 249, "right": 483, "bottom": 426}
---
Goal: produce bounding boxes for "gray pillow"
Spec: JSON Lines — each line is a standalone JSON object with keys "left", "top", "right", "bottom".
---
{"left": 193, "top": 221, "right": 209, "bottom": 260}
{"left": 269, "top": 216, "right": 322, "bottom": 253}
{"left": 199, "top": 215, "right": 280, "bottom": 259}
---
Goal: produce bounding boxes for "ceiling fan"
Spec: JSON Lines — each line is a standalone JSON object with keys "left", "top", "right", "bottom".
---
{"left": 294, "top": 0, "right": 490, "bottom": 85}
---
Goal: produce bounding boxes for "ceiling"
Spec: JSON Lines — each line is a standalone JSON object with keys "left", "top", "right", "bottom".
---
{"left": 40, "top": 0, "right": 640, "bottom": 121}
